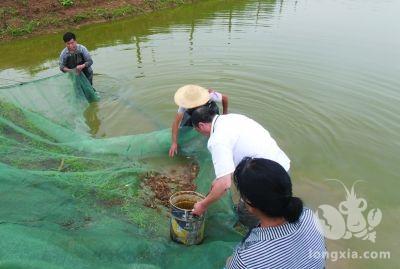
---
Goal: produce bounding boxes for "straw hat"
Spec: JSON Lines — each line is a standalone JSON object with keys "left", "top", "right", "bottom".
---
{"left": 174, "top": 84, "right": 210, "bottom": 109}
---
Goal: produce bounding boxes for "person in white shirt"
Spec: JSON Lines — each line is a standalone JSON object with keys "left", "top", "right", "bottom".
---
{"left": 169, "top": 84, "right": 228, "bottom": 157}
{"left": 190, "top": 104, "right": 290, "bottom": 227}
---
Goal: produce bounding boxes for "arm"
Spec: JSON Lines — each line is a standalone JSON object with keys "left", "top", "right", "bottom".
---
{"left": 169, "top": 112, "right": 184, "bottom": 157}
{"left": 77, "top": 45, "right": 93, "bottom": 72}
{"left": 192, "top": 173, "right": 232, "bottom": 215}
{"left": 81, "top": 45, "right": 93, "bottom": 68}
{"left": 208, "top": 89, "right": 228, "bottom": 114}
{"left": 59, "top": 50, "right": 71, "bottom": 73}
{"left": 62, "top": 67, "right": 73, "bottom": 72}
{"left": 222, "top": 94, "right": 229, "bottom": 114}
{"left": 192, "top": 140, "right": 235, "bottom": 214}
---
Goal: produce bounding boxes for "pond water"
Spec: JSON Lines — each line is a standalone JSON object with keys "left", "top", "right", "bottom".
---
{"left": 0, "top": 0, "right": 399, "bottom": 268}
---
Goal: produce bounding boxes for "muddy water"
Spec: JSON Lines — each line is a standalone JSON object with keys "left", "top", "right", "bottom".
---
{"left": 0, "top": 0, "right": 399, "bottom": 267}
{"left": 174, "top": 201, "right": 195, "bottom": 211}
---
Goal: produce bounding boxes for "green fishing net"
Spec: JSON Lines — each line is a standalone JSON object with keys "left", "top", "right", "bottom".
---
{"left": 0, "top": 73, "right": 241, "bottom": 269}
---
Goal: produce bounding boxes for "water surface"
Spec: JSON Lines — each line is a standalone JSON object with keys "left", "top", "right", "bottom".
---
{"left": 1, "top": 0, "right": 399, "bottom": 268}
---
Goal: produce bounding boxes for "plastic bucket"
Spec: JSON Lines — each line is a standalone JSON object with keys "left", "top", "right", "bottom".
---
{"left": 169, "top": 191, "right": 206, "bottom": 245}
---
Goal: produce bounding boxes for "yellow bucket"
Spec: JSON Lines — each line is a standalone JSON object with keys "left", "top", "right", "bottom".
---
{"left": 169, "top": 191, "right": 206, "bottom": 245}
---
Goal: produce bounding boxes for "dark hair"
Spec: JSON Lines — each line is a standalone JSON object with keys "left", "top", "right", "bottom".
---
{"left": 233, "top": 157, "right": 303, "bottom": 223}
{"left": 63, "top": 32, "right": 76, "bottom": 42}
{"left": 191, "top": 101, "right": 218, "bottom": 127}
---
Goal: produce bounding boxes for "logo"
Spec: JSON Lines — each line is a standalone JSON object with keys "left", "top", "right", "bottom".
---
{"left": 314, "top": 179, "right": 382, "bottom": 243}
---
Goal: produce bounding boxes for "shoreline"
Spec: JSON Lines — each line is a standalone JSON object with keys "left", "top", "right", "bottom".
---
{"left": 0, "top": 0, "right": 195, "bottom": 42}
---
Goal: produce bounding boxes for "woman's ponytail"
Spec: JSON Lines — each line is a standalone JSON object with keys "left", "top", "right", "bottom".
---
{"left": 283, "top": 197, "right": 303, "bottom": 223}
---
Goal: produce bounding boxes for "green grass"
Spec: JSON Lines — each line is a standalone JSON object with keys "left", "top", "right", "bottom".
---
{"left": 40, "top": 16, "right": 63, "bottom": 27}
{"left": 19, "top": 0, "right": 29, "bottom": 7}
{"left": 0, "top": 7, "right": 20, "bottom": 37}
{"left": 59, "top": 0, "right": 74, "bottom": 7}
{"left": 72, "top": 5, "right": 138, "bottom": 22}
{"left": 4, "top": 20, "right": 39, "bottom": 36}
{"left": 0, "top": 7, "right": 19, "bottom": 17}
{"left": 145, "top": 0, "right": 186, "bottom": 10}
{"left": 111, "top": 5, "right": 138, "bottom": 17}
{"left": 94, "top": 5, "right": 137, "bottom": 20}
{"left": 73, "top": 12, "right": 90, "bottom": 23}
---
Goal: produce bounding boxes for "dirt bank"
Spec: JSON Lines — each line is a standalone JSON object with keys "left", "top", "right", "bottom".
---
{"left": 0, "top": 0, "right": 194, "bottom": 41}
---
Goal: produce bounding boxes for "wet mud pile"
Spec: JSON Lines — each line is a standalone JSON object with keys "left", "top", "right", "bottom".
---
{"left": 141, "top": 162, "right": 199, "bottom": 208}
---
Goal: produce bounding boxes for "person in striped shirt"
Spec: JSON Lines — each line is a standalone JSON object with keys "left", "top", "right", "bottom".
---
{"left": 226, "top": 157, "right": 325, "bottom": 269}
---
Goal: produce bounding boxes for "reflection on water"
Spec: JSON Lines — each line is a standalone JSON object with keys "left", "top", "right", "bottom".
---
{"left": 134, "top": 36, "right": 142, "bottom": 65}
{"left": 0, "top": 0, "right": 255, "bottom": 72}
{"left": 83, "top": 102, "right": 101, "bottom": 137}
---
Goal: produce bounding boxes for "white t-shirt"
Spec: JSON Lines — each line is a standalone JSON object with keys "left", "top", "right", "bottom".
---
{"left": 207, "top": 114, "right": 290, "bottom": 178}
{"left": 177, "top": 91, "right": 222, "bottom": 113}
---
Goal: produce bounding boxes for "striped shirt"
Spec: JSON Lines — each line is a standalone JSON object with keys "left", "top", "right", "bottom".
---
{"left": 227, "top": 208, "right": 325, "bottom": 269}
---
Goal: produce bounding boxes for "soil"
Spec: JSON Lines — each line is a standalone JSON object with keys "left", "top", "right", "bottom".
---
{"left": 0, "top": 0, "right": 192, "bottom": 41}
{"left": 141, "top": 161, "right": 198, "bottom": 208}
{"left": 0, "top": 0, "right": 142, "bottom": 19}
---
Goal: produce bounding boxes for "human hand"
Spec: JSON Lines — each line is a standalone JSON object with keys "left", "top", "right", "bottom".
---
{"left": 192, "top": 201, "right": 207, "bottom": 216}
{"left": 76, "top": 64, "right": 85, "bottom": 73}
{"left": 169, "top": 142, "right": 178, "bottom": 157}
{"left": 62, "top": 67, "right": 73, "bottom": 73}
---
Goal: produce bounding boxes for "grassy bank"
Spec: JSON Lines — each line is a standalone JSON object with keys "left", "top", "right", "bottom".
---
{"left": 0, "top": 0, "right": 193, "bottom": 41}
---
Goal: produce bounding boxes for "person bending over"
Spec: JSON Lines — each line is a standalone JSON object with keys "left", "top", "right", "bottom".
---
{"left": 169, "top": 84, "right": 228, "bottom": 157}
{"left": 59, "top": 32, "right": 94, "bottom": 85}
{"left": 190, "top": 104, "right": 290, "bottom": 228}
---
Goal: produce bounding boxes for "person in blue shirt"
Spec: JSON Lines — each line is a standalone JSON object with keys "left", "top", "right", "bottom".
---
{"left": 59, "top": 32, "right": 94, "bottom": 85}
{"left": 226, "top": 157, "right": 326, "bottom": 269}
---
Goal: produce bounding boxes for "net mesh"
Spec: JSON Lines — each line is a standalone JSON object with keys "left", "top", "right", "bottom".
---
{"left": 0, "top": 73, "right": 241, "bottom": 269}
